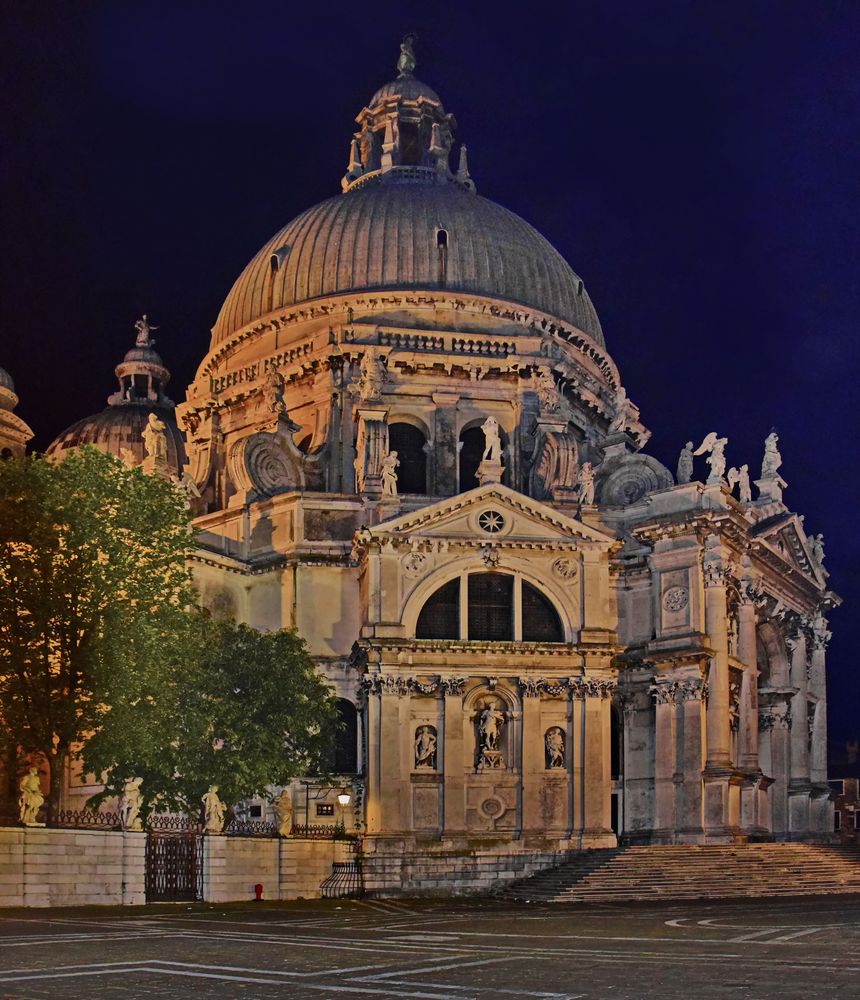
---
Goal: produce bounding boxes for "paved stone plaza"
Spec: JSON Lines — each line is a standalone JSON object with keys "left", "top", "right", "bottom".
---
{"left": 0, "top": 896, "right": 857, "bottom": 999}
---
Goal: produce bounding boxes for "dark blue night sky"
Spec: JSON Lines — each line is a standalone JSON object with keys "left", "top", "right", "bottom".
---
{"left": 2, "top": 2, "right": 857, "bottom": 742}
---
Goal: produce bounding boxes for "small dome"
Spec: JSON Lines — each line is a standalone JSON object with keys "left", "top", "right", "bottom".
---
{"left": 47, "top": 404, "right": 186, "bottom": 473}
{"left": 121, "top": 345, "right": 165, "bottom": 367}
{"left": 212, "top": 183, "right": 603, "bottom": 349}
{"left": 369, "top": 76, "right": 442, "bottom": 107}
{"left": 0, "top": 367, "right": 15, "bottom": 394}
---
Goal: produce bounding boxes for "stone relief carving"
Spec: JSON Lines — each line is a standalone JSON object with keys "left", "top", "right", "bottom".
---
{"left": 442, "top": 677, "right": 467, "bottom": 696}
{"left": 408, "top": 677, "right": 440, "bottom": 695}
{"left": 519, "top": 677, "right": 545, "bottom": 698}
{"left": 729, "top": 678, "right": 741, "bottom": 732}
{"left": 18, "top": 767, "right": 44, "bottom": 826}
{"left": 202, "top": 785, "right": 226, "bottom": 834}
{"left": 118, "top": 776, "right": 144, "bottom": 832}
{"left": 663, "top": 586, "right": 689, "bottom": 612}
{"left": 479, "top": 544, "right": 500, "bottom": 567}
{"left": 414, "top": 726, "right": 437, "bottom": 769}
{"left": 545, "top": 727, "right": 565, "bottom": 769}
{"left": 402, "top": 550, "right": 430, "bottom": 577}
{"left": 759, "top": 707, "right": 792, "bottom": 731}
{"left": 649, "top": 678, "right": 708, "bottom": 705}
{"left": 228, "top": 415, "right": 304, "bottom": 499}
{"left": 552, "top": 557, "right": 578, "bottom": 580}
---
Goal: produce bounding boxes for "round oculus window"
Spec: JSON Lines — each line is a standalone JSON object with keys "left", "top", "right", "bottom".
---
{"left": 478, "top": 510, "right": 505, "bottom": 534}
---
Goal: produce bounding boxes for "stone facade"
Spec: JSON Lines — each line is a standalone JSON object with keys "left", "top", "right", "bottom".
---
{"left": 37, "top": 45, "right": 838, "bottom": 870}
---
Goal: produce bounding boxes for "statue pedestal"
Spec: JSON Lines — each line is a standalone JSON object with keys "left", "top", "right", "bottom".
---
{"left": 477, "top": 749, "right": 504, "bottom": 771}
{"left": 755, "top": 475, "right": 787, "bottom": 505}
{"left": 476, "top": 458, "right": 504, "bottom": 486}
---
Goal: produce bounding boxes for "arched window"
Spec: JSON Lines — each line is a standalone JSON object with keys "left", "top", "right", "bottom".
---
{"left": 522, "top": 582, "right": 563, "bottom": 643}
{"left": 469, "top": 573, "right": 513, "bottom": 641}
{"left": 388, "top": 422, "right": 427, "bottom": 494}
{"left": 416, "top": 578, "right": 460, "bottom": 639}
{"left": 415, "top": 573, "right": 564, "bottom": 643}
{"left": 332, "top": 699, "right": 358, "bottom": 774}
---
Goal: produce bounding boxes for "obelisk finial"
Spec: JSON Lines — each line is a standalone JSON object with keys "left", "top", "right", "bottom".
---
{"left": 397, "top": 33, "right": 417, "bottom": 78}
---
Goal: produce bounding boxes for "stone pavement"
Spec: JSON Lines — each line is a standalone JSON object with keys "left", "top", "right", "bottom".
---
{"left": 0, "top": 895, "right": 858, "bottom": 999}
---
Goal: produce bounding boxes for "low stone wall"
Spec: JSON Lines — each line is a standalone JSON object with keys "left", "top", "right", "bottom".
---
{"left": 361, "top": 839, "right": 571, "bottom": 896}
{"left": 0, "top": 827, "right": 145, "bottom": 908}
{"left": 0, "top": 827, "right": 569, "bottom": 906}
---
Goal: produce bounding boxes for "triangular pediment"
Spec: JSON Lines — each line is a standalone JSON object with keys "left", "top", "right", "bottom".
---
{"left": 752, "top": 512, "right": 825, "bottom": 584}
{"left": 368, "top": 483, "right": 614, "bottom": 547}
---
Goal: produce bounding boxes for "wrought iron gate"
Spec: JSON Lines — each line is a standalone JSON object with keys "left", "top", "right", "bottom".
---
{"left": 145, "top": 830, "right": 203, "bottom": 902}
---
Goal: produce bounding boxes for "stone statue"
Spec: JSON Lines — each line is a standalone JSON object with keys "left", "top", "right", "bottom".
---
{"left": 609, "top": 386, "right": 633, "bottom": 434}
{"left": 810, "top": 533, "right": 825, "bottom": 566}
{"left": 534, "top": 368, "right": 561, "bottom": 413}
{"left": 134, "top": 314, "right": 158, "bottom": 348}
{"left": 481, "top": 416, "right": 503, "bottom": 464}
{"left": 693, "top": 432, "right": 727, "bottom": 485}
{"left": 728, "top": 464, "right": 751, "bottom": 503}
{"left": 273, "top": 788, "right": 293, "bottom": 837}
{"left": 576, "top": 461, "right": 595, "bottom": 505}
{"left": 761, "top": 431, "right": 782, "bottom": 479}
{"left": 414, "top": 725, "right": 437, "bottom": 769}
{"left": 545, "top": 727, "right": 565, "bottom": 769}
{"left": 479, "top": 704, "right": 505, "bottom": 752}
{"left": 676, "top": 441, "right": 694, "bottom": 484}
{"left": 357, "top": 348, "right": 386, "bottom": 401}
{"left": 143, "top": 412, "right": 168, "bottom": 462}
{"left": 397, "top": 33, "right": 417, "bottom": 77}
{"left": 18, "top": 767, "right": 44, "bottom": 826}
{"left": 118, "top": 776, "right": 143, "bottom": 832}
{"left": 263, "top": 370, "right": 286, "bottom": 414}
{"left": 381, "top": 451, "right": 399, "bottom": 497}
{"left": 202, "top": 784, "right": 226, "bottom": 834}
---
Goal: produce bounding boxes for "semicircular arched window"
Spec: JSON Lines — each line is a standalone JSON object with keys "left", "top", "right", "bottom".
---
{"left": 415, "top": 573, "right": 563, "bottom": 643}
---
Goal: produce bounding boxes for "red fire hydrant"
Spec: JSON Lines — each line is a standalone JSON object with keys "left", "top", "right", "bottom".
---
{"left": 254, "top": 883, "right": 264, "bottom": 902}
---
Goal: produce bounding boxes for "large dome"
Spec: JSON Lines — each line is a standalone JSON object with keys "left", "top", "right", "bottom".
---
{"left": 211, "top": 183, "right": 603, "bottom": 350}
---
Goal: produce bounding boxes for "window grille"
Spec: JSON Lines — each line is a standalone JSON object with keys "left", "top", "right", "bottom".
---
{"left": 468, "top": 573, "right": 513, "bottom": 641}
{"left": 416, "top": 578, "right": 460, "bottom": 639}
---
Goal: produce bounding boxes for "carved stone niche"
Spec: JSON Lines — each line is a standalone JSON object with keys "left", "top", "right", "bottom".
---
{"left": 596, "top": 452, "right": 673, "bottom": 507}
{"left": 227, "top": 413, "right": 306, "bottom": 501}
{"left": 529, "top": 417, "right": 580, "bottom": 501}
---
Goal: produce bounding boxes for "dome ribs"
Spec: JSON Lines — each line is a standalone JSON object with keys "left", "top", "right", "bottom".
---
{"left": 209, "top": 185, "right": 605, "bottom": 349}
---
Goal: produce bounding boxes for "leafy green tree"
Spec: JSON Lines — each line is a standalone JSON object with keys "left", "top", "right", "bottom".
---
{"left": 84, "top": 618, "right": 338, "bottom": 818}
{"left": 0, "top": 448, "right": 197, "bottom": 818}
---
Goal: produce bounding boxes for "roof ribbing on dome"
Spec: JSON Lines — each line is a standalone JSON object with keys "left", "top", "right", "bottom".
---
{"left": 211, "top": 184, "right": 603, "bottom": 349}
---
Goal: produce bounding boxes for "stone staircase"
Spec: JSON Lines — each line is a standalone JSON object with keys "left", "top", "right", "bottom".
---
{"left": 503, "top": 843, "right": 860, "bottom": 903}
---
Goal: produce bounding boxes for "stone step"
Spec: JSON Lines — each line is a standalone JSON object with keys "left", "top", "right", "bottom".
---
{"left": 502, "top": 844, "right": 860, "bottom": 903}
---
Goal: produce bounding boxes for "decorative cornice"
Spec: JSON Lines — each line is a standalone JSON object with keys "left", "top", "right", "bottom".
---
{"left": 649, "top": 677, "right": 708, "bottom": 705}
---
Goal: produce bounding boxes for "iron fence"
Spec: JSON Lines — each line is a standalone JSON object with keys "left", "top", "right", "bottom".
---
{"left": 52, "top": 809, "right": 120, "bottom": 828}
{"left": 224, "top": 819, "right": 279, "bottom": 838}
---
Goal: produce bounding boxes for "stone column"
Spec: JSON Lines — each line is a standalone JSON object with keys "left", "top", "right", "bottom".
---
{"left": 786, "top": 625, "right": 811, "bottom": 837}
{"left": 809, "top": 620, "right": 829, "bottom": 784}
{"left": 581, "top": 681, "right": 613, "bottom": 847}
{"left": 442, "top": 678, "right": 466, "bottom": 836}
{"left": 678, "top": 680, "right": 706, "bottom": 836}
{"left": 354, "top": 407, "right": 388, "bottom": 496}
{"left": 378, "top": 680, "right": 404, "bottom": 834}
{"left": 737, "top": 598, "right": 759, "bottom": 771}
{"left": 363, "top": 680, "right": 382, "bottom": 834}
{"left": 702, "top": 541, "right": 731, "bottom": 769}
{"left": 761, "top": 700, "right": 792, "bottom": 837}
{"left": 519, "top": 680, "right": 544, "bottom": 838}
{"left": 651, "top": 679, "right": 678, "bottom": 838}
{"left": 432, "top": 392, "right": 460, "bottom": 496}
